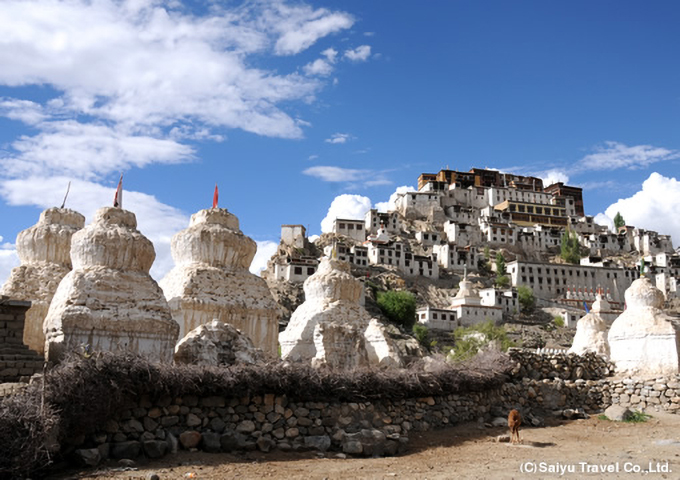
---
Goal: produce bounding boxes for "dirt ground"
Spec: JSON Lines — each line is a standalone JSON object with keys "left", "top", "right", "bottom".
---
{"left": 52, "top": 412, "right": 680, "bottom": 480}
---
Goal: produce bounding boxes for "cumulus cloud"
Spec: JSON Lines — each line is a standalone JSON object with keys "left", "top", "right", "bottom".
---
{"left": 250, "top": 240, "right": 278, "bottom": 276}
{"left": 320, "top": 194, "right": 372, "bottom": 233}
{"left": 599, "top": 172, "right": 680, "bottom": 246}
{"left": 303, "top": 58, "right": 334, "bottom": 76}
{"left": 594, "top": 213, "right": 614, "bottom": 232}
{"left": 0, "top": 0, "right": 346, "bottom": 140}
{"left": 324, "top": 132, "right": 352, "bottom": 144}
{"left": 374, "top": 185, "right": 417, "bottom": 212}
{"left": 577, "top": 141, "right": 680, "bottom": 172}
{"left": 0, "top": 240, "right": 19, "bottom": 288}
{"left": 344, "top": 45, "right": 371, "bottom": 62}
{"left": 539, "top": 169, "right": 570, "bottom": 187}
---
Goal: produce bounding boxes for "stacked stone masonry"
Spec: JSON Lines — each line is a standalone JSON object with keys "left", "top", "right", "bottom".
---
{"left": 0, "top": 297, "right": 44, "bottom": 383}
{"left": 60, "top": 350, "right": 680, "bottom": 466}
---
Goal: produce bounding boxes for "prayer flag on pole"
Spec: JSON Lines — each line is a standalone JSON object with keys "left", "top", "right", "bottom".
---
{"left": 113, "top": 174, "right": 123, "bottom": 208}
{"left": 213, "top": 184, "right": 219, "bottom": 209}
{"left": 583, "top": 301, "right": 589, "bottom": 313}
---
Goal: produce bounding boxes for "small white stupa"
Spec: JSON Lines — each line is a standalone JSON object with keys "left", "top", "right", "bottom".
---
{"left": 159, "top": 208, "right": 279, "bottom": 355}
{"left": 1, "top": 207, "right": 85, "bottom": 353}
{"left": 608, "top": 277, "right": 680, "bottom": 376}
{"left": 568, "top": 292, "right": 610, "bottom": 357}
{"left": 279, "top": 257, "right": 405, "bottom": 368}
{"left": 43, "top": 207, "right": 179, "bottom": 363}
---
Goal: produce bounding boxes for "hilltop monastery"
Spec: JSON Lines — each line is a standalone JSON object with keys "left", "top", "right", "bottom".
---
{"left": 264, "top": 167, "right": 679, "bottom": 331}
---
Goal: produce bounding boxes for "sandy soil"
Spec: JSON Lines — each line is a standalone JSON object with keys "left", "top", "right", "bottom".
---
{"left": 52, "top": 412, "right": 680, "bottom": 480}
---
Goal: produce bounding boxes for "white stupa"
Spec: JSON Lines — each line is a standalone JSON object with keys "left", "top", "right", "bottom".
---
{"left": 43, "top": 207, "right": 179, "bottom": 363}
{"left": 159, "top": 208, "right": 279, "bottom": 355}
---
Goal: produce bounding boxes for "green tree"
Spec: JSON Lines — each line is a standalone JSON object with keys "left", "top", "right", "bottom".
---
{"left": 613, "top": 212, "right": 625, "bottom": 230}
{"left": 560, "top": 229, "right": 581, "bottom": 264}
{"left": 376, "top": 290, "right": 417, "bottom": 329}
{"left": 517, "top": 285, "right": 536, "bottom": 312}
{"left": 495, "top": 275, "right": 510, "bottom": 288}
{"left": 495, "top": 252, "right": 506, "bottom": 276}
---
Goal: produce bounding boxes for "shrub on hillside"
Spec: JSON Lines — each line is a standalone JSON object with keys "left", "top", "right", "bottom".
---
{"left": 449, "top": 320, "right": 516, "bottom": 362}
{"left": 376, "top": 290, "right": 417, "bottom": 329}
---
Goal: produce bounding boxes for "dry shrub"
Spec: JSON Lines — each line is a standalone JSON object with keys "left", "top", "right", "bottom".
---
{"left": 0, "top": 385, "right": 58, "bottom": 477}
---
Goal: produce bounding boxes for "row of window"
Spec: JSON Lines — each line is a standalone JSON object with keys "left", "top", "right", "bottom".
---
{"left": 338, "top": 223, "right": 363, "bottom": 231}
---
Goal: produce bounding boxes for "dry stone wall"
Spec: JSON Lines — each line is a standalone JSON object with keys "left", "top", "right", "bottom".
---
{"left": 62, "top": 350, "right": 680, "bottom": 467}
{"left": 0, "top": 297, "right": 44, "bottom": 383}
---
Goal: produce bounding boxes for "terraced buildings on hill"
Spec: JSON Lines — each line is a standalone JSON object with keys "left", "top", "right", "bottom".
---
{"left": 264, "top": 167, "right": 678, "bottom": 331}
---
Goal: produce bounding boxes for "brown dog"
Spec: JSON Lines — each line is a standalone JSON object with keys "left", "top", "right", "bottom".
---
{"left": 508, "top": 409, "right": 522, "bottom": 444}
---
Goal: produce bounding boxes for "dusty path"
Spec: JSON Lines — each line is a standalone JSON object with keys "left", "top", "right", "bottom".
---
{"left": 53, "top": 412, "right": 680, "bottom": 480}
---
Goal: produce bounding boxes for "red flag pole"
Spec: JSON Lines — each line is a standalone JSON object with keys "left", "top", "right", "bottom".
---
{"left": 212, "top": 184, "right": 219, "bottom": 209}
{"left": 113, "top": 174, "right": 123, "bottom": 208}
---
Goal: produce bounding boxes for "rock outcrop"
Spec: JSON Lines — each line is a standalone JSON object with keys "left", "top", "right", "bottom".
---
{"left": 160, "top": 208, "right": 278, "bottom": 355}
{"left": 568, "top": 293, "right": 610, "bottom": 357}
{"left": 608, "top": 277, "right": 680, "bottom": 376}
{"left": 43, "top": 207, "right": 179, "bottom": 363}
{"left": 174, "top": 320, "right": 266, "bottom": 366}
{"left": 1, "top": 207, "right": 85, "bottom": 353}
{"left": 279, "top": 257, "right": 409, "bottom": 368}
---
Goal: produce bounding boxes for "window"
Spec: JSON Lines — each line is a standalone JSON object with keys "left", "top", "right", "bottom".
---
{"left": 294, "top": 266, "right": 302, "bottom": 275}
{"left": 339, "top": 223, "right": 346, "bottom": 229}
{"left": 307, "top": 267, "right": 315, "bottom": 275}
{"left": 357, "top": 225, "right": 363, "bottom": 231}
{"left": 433, "top": 313, "right": 438, "bottom": 319}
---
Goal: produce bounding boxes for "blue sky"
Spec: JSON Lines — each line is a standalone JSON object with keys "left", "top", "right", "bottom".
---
{"left": 1, "top": 0, "right": 679, "bottom": 283}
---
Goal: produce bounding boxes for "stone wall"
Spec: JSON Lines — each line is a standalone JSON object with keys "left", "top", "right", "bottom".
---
{"left": 507, "top": 348, "right": 614, "bottom": 381}
{"left": 608, "top": 376, "right": 680, "bottom": 413}
{"left": 64, "top": 351, "right": 680, "bottom": 467}
{"left": 0, "top": 297, "right": 44, "bottom": 383}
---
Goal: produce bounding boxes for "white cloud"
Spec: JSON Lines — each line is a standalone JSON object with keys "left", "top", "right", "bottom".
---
{"left": 0, "top": 98, "right": 46, "bottom": 125}
{"left": 303, "top": 58, "right": 334, "bottom": 77}
{"left": 308, "top": 154, "right": 319, "bottom": 161}
{"left": 578, "top": 141, "right": 680, "bottom": 172}
{"left": 324, "top": 132, "right": 351, "bottom": 144}
{"left": 594, "top": 213, "right": 614, "bottom": 232}
{"left": 344, "top": 45, "right": 371, "bottom": 62}
{"left": 303, "top": 166, "right": 365, "bottom": 182}
{"left": 374, "top": 185, "right": 417, "bottom": 212}
{"left": 320, "top": 194, "right": 372, "bottom": 233}
{"left": 250, "top": 240, "right": 278, "bottom": 276}
{"left": 4, "top": 120, "right": 195, "bottom": 179}
{"left": 303, "top": 165, "right": 392, "bottom": 188}
{"left": 539, "top": 169, "right": 570, "bottom": 187}
{"left": 0, "top": 0, "right": 357, "bottom": 149}
{"left": 322, "top": 48, "right": 338, "bottom": 62}
{"left": 0, "top": 243, "right": 19, "bottom": 289}
{"left": 270, "top": 7, "right": 354, "bottom": 55}
{"left": 600, "top": 173, "right": 680, "bottom": 246}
